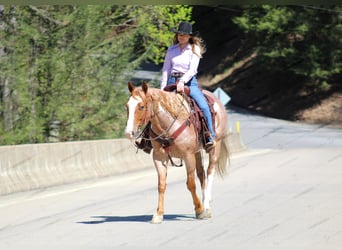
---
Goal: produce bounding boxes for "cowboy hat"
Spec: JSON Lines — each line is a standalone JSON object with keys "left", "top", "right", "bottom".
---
{"left": 171, "top": 21, "right": 198, "bottom": 35}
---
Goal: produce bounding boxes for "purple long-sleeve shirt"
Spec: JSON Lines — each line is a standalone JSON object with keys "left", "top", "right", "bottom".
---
{"left": 160, "top": 43, "right": 201, "bottom": 90}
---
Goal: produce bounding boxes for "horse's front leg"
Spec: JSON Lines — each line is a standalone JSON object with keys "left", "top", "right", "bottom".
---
{"left": 151, "top": 151, "right": 168, "bottom": 224}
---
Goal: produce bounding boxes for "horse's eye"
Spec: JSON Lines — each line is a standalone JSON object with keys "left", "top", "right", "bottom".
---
{"left": 138, "top": 105, "right": 144, "bottom": 111}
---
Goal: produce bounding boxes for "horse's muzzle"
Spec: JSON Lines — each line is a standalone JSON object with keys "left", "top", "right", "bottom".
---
{"left": 125, "top": 130, "right": 135, "bottom": 140}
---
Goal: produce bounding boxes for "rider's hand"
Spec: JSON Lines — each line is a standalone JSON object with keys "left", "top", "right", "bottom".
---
{"left": 177, "top": 80, "right": 185, "bottom": 93}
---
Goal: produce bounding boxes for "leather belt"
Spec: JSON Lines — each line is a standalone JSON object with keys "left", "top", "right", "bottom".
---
{"left": 171, "top": 72, "right": 184, "bottom": 78}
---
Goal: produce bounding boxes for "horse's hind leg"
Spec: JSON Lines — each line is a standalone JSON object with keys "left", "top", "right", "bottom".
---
{"left": 202, "top": 141, "right": 222, "bottom": 218}
{"left": 195, "top": 151, "right": 205, "bottom": 190}
{"left": 190, "top": 145, "right": 223, "bottom": 220}
{"left": 195, "top": 151, "right": 208, "bottom": 209}
{"left": 194, "top": 151, "right": 212, "bottom": 219}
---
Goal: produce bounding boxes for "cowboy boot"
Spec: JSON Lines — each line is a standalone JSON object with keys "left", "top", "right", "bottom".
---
{"left": 204, "top": 133, "right": 216, "bottom": 153}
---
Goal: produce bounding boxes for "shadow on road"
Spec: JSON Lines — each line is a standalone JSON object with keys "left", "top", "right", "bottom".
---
{"left": 77, "top": 214, "right": 195, "bottom": 224}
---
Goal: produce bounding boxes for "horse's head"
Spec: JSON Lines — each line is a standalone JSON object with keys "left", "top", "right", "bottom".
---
{"left": 125, "top": 81, "right": 150, "bottom": 140}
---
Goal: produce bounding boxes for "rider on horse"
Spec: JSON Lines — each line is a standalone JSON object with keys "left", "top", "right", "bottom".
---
{"left": 136, "top": 21, "right": 216, "bottom": 154}
{"left": 161, "top": 21, "right": 216, "bottom": 152}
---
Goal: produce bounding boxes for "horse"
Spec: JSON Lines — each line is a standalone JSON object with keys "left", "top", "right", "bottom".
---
{"left": 125, "top": 81, "right": 229, "bottom": 224}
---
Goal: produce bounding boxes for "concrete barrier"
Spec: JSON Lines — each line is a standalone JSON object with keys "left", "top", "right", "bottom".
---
{"left": 0, "top": 139, "right": 152, "bottom": 195}
{"left": 0, "top": 133, "right": 245, "bottom": 195}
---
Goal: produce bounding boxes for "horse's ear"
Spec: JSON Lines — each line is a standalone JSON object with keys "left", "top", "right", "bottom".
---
{"left": 142, "top": 81, "right": 148, "bottom": 94}
{"left": 128, "top": 82, "right": 134, "bottom": 93}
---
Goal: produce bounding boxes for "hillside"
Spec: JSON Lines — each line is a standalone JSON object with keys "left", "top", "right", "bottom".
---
{"left": 192, "top": 6, "right": 342, "bottom": 128}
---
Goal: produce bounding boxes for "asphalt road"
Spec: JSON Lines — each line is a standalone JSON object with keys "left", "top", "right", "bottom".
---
{"left": 0, "top": 106, "right": 341, "bottom": 249}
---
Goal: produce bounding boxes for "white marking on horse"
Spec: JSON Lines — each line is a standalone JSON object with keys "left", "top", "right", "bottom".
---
{"left": 203, "top": 169, "right": 215, "bottom": 210}
{"left": 157, "top": 102, "right": 166, "bottom": 113}
{"left": 125, "top": 95, "right": 142, "bottom": 139}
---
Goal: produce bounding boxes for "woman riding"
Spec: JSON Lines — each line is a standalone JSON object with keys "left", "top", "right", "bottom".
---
{"left": 161, "top": 21, "right": 216, "bottom": 151}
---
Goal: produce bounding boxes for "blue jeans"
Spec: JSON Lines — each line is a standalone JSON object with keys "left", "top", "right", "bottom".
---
{"left": 168, "top": 76, "right": 216, "bottom": 139}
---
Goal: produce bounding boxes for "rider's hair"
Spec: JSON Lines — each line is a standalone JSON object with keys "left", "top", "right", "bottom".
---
{"left": 173, "top": 34, "right": 206, "bottom": 58}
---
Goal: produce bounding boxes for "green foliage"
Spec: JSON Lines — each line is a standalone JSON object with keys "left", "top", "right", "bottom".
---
{"left": 233, "top": 5, "right": 342, "bottom": 87}
{"left": 115, "top": 5, "right": 192, "bottom": 65}
{"left": 0, "top": 5, "right": 192, "bottom": 145}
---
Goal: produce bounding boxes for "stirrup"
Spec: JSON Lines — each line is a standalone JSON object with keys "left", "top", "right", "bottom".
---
{"left": 204, "top": 136, "right": 216, "bottom": 153}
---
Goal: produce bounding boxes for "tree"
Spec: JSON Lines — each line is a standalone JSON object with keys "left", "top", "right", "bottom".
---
{"left": 0, "top": 5, "right": 192, "bottom": 145}
{"left": 233, "top": 5, "right": 342, "bottom": 88}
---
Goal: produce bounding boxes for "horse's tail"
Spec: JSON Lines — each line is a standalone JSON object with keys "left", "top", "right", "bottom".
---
{"left": 216, "top": 134, "right": 230, "bottom": 178}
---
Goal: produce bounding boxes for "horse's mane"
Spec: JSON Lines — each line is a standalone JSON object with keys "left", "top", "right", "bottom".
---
{"left": 147, "top": 87, "right": 190, "bottom": 120}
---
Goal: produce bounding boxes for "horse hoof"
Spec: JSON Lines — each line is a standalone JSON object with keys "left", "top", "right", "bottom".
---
{"left": 196, "top": 209, "right": 212, "bottom": 220}
{"left": 151, "top": 213, "right": 163, "bottom": 224}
